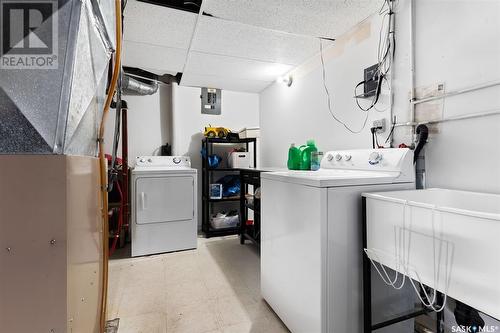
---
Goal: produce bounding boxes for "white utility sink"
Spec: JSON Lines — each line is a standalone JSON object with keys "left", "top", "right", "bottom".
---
{"left": 363, "top": 188, "right": 500, "bottom": 319}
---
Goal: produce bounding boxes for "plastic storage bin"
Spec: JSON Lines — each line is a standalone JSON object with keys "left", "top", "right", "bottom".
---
{"left": 210, "top": 213, "right": 240, "bottom": 229}
{"left": 239, "top": 127, "right": 260, "bottom": 138}
{"left": 228, "top": 152, "right": 252, "bottom": 168}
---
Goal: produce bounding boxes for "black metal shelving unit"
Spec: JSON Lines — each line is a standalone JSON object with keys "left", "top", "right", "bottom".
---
{"left": 201, "top": 137, "right": 257, "bottom": 238}
{"left": 240, "top": 169, "right": 262, "bottom": 246}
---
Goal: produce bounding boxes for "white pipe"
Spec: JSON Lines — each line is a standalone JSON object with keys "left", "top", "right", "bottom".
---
{"left": 409, "top": 0, "right": 416, "bottom": 143}
{"left": 394, "top": 121, "right": 417, "bottom": 127}
{"left": 389, "top": 5, "right": 396, "bottom": 148}
{"left": 394, "top": 109, "right": 500, "bottom": 127}
{"left": 411, "top": 80, "right": 500, "bottom": 105}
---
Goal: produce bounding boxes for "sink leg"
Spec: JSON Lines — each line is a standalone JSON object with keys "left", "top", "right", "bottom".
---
{"left": 436, "top": 292, "right": 444, "bottom": 333}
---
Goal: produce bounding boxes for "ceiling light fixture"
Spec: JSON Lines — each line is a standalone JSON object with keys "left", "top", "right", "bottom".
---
{"left": 277, "top": 75, "right": 293, "bottom": 87}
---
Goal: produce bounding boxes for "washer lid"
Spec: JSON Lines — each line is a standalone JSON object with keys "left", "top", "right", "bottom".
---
{"left": 261, "top": 169, "right": 406, "bottom": 187}
{"left": 261, "top": 148, "right": 415, "bottom": 187}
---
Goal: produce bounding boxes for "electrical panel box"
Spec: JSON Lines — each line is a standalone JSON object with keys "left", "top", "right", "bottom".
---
{"left": 363, "top": 64, "right": 379, "bottom": 97}
{"left": 201, "top": 88, "right": 221, "bottom": 115}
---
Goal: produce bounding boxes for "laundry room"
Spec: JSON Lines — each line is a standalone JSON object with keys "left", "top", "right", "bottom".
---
{"left": 0, "top": 0, "right": 499, "bottom": 333}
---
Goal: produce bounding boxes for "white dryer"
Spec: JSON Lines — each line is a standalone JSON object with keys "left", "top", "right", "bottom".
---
{"left": 261, "top": 148, "right": 416, "bottom": 333}
{"left": 131, "top": 156, "right": 197, "bottom": 257}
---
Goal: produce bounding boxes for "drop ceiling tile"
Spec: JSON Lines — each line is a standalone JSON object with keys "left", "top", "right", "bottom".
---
{"left": 123, "top": 0, "right": 197, "bottom": 49}
{"left": 180, "top": 73, "right": 271, "bottom": 93}
{"left": 203, "top": 0, "right": 381, "bottom": 39}
{"left": 183, "top": 51, "right": 293, "bottom": 82}
{"left": 122, "top": 40, "right": 186, "bottom": 74}
{"left": 191, "top": 15, "right": 320, "bottom": 66}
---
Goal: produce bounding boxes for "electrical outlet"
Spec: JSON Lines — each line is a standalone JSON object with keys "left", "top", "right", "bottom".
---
{"left": 373, "top": 118, "right": 386, "bottom": 133}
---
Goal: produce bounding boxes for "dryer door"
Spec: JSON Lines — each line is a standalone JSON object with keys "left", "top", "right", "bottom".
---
{"left": 135, "top": 175, "right": 194, "bottom": 224}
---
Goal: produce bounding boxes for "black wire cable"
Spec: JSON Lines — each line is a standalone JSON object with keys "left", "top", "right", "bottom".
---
{"left": 354, "top": 73, "right": 385, "bottom": 112}
{"left": 320, "top": 0, "right": 395, "bottom": 134}
{"left": 385, "top": 116, "right": 396, "bottom": 144}
{"left": 320, "top": 39, "right": 369, "bottom": 133}
{"left": 354, "top": 0, "right": 395, "bottom": 112}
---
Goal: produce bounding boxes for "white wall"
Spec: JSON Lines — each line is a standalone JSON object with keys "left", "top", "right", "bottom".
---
{"left": 171, "top": 83, "right": 259, "bottom": 157}
{"left": 104, "top": 83, "right": 258, "bottom": 228}
{"left": 171, "top": 84, "right": 260, "bottom": 227}
{"left": 260, "top": 0, "right": 500, "bottom": 194}
{"left": 260, "top": 15, "right": 391, "bottom": 167}
{"left": 103, "top": 84, "right": 172, "bottom": 162}
{"left": 391, "top": 0, "right": 500, "bottom": 193}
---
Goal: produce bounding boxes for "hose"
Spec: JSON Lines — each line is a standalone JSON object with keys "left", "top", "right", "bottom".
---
{"left": 413, "top": 124, "right": 429, "bottom": 164}
{"left": 98, "top": 0, "right": 122, "bottom": 331}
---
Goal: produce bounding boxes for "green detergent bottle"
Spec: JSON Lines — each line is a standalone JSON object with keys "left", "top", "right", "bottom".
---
{"left": 287, "top": 143, "right": 301, "bottom": 170}
{"left": 299, "top": 139, "right": 318, "bottom": 170}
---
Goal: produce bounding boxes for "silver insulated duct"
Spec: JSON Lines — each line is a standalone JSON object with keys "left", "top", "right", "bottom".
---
{"left": 0, "top": 0, "right": 116, "bottom": 155}
{"left": 122, "top": 75, "right": 159, "bottom": 95}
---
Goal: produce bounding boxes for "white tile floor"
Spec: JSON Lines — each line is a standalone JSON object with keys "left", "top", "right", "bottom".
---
{"left": 107, "top": 236, "right": 290, "bottom": 333}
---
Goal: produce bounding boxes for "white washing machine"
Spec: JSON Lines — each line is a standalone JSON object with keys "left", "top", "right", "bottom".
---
{"left": 131, "top": 156, "right": 197, "bottom": 257}
{"left": 261, "top": 148, "right": 416, "bottom": 333}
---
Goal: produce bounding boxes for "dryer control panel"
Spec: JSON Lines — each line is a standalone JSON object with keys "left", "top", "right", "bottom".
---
{"left": 135, "top": 156, "right": 191, "bottom": 168}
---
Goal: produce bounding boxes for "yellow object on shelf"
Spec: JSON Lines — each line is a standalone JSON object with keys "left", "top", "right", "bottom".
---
{"left": 204, "top": 126, "right": 231, "bottom": 138}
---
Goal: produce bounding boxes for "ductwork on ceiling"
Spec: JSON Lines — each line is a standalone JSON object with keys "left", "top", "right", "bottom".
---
{"left": 122, "top": 75, "right": 159, "bottom": 95}
{"left": 121, "top": 68, "right": 182, "bottom": 95}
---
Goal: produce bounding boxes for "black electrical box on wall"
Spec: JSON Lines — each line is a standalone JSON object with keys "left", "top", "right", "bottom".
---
{"left": 363, "top": 64, "right": 379, "bottom": 97}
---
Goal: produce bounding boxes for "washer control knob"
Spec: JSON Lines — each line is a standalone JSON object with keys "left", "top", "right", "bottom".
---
{"left": 139, "top": 158, "right": 146, "bottom": 163}
{"left": 344, "top": 154, "right": 352, "bottom": 161}
{"left": 173, "top": 157, "right": 181, "bottom": 164}
{"left": 326, "top": 154, "right": 334, "bottom": 161}
{"left": 334, "top": 154, "right": 342, "bottom": 161}
{"left": 147, "top": 158, "right": 153, "bottom": 163}
{"left": 369, "top": 152, "right": 383, "bottom": 165}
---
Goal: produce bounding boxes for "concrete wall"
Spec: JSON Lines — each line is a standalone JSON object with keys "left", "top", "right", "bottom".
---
{"left": 260, "top": 0, "right": 500, "bottom": 194}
